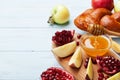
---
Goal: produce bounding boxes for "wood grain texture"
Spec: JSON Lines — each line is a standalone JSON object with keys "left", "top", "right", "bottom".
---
{"left": 52, "top": 33, "right": 120, "bottom": 80}
{"left": 54, "top": 49, "right": 120, "bottom": 80}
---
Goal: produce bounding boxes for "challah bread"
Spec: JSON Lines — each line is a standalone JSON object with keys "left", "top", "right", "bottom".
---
{"left": 74, "top": 9, "right": 93, "bottom": 31}
{"left": 74, "top": 8, "right": 112, "bottom": 31}
{"left": 85, "top": 8, "right": 112, "bottom": 24}
{"left": 111, "top": 12, "right": 120, "bottom": 22}
{"left": 100, "top": 12, "right": 120, "bottom": 32}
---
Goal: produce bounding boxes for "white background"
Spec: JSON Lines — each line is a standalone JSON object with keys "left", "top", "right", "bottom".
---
{"left": 0, "top": 0, "right": 119, "bottom": 80}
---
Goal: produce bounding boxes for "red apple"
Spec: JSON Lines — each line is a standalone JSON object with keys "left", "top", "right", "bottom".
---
{"left": 92, "top": 0, "right": 114, "bottom": 11}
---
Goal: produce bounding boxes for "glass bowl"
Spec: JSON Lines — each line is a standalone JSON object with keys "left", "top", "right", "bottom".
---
{"left": 80, "top": 33, "right": 112, "bottom": 57}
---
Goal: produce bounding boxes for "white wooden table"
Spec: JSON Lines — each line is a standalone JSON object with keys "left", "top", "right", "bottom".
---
{"left": 0, "top": 0, "right": 119, "bottom": 80}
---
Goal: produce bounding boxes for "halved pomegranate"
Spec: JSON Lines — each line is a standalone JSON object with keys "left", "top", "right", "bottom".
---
{"left": 41, "top": 67, "right": 74, "bottom": 80}
{"left": 96, "top": 56, "right": 120, "bottom": 75}
{"left": 52, "top": 30, "right": 75, "bottom": 46}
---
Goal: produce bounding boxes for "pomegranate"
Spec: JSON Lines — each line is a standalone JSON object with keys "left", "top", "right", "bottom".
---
{"left": 41, "top": 67, "right": 74, "bottom": 80}
{"left": 91, "top": 58, "right": 97, "bottom": 64}
{"left": 77, "top": 34, "right": 81, "bottom": 39}
{"left": 84, "top": 58, "right": 97, "bottom": 68}
{"left": 52, "top": 30, "right": 75, "bottom": 46}
{"left": 96, "top": 56, "right": 120, "bottom": 75}
{"left": 85, "top": 74, "right": 90, "bottom": 80}
{"left": 84, "top": 58, "right": 89, "bottom": 68}
{"left": 98, "top": 73, "right": 104, "bottom": 80}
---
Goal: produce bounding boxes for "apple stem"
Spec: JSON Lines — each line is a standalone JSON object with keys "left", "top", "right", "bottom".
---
{"left": 48, "top": 15, "right": 54, "bottom": 24}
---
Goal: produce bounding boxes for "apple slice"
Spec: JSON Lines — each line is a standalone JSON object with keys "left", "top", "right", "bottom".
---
{"left": 107, "top": 72, "right": 120, "bottom": 80}
{"left": 112, "top": 40, "right": 120, "bottom": 53}
{"left": 86, "top": 57, "right": 93, "bottom": 80}
{"left": 52, "top": 41, "right": 76, "bottom": 58}
{"left": 68, "top": 47, "right": 82, "bottom": 68}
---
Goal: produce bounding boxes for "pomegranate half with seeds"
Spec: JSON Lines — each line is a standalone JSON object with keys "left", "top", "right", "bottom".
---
{"left": 96, "top": 56, "right": 120, "bottom": 75}
{"left": 52, "top": 30, "right": 75, "bottom": 46}
{"left": 41, "top": 67, "right": 74, "bottom": 80}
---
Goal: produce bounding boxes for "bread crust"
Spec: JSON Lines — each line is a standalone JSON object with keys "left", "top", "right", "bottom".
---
{"left": 100, "top": 13, "right": 120, "bottom": 32}
{"left": 74, "top": 8, "right": 120, "bottom": 33}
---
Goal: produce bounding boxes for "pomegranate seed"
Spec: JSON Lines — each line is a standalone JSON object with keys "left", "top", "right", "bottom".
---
{"left": 92, "top": 58, "right": 97, "bottom": 64}
{"left": 76, "top": 41, "right": 79, "bottom": 46}
{"left": 97, "top": 68, "right": 103, "bottom": 73}
{"left": 104, "top": 75, "right": 109, "bottom": 79}
{"left": 98, "top": 77, "right": 103, "bottom": 80}
{"left": 84, "top": 62, "right": 88, "bottom": 68}
{"left": 85, "top": 74, "right": 90, "bottom": 80}
{"left": 98, "top": 73, "right": 104, "bottom": 78}
{"left": 84, "top": 58, "right": 89, "bottom": 68}
{"left": 77, "top": 34, "right": 81, "bottom": 39}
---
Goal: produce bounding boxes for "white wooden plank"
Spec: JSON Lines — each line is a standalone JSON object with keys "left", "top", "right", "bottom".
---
{"left": 0, "top": 28, "right": 119, "bottom": 51}
{"left": 0, "top": 28, "right": 84, "bottom": 51}
{"left": 0, "top": 0, "right": 91, "bottom": 28}
{"left": 0, "top": 51, "right": 60, "bottom": 80}
{"left": 0, "top": 0, "right": 118, "bottom": 28}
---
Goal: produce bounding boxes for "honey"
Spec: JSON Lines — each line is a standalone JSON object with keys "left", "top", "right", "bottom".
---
{"left": 84, "top": 36, "right": 109, "bottom": 49}
{"left": 80, "top": 34, "right": 111, "bottom": 57}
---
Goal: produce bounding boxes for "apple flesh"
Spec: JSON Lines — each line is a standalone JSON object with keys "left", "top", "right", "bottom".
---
{"left": 86, "top": 57, "right": 93, "bottom": 80}
{"left": 52, "top": 41, "right": 76, "bottom": 58}
{"left": 48, "top": 5, "right": 70, "bottom": 24}
{"left": 112, "top": 40, "right": 120, "bottom": 53}
{"left": 114, "top": 0, "right": 120, "bottom": 12}
{"left": 92, "top": 0, "right": 114, "bottom": 11}
{"left": 107, "top": 72, "right": 120, "bottom": 80}
{"left": 68, "top": 47, "right": 82, "bottom": 68}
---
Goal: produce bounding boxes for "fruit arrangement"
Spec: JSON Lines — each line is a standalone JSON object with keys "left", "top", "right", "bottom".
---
{"left": 51, "top": 30, "right": 120, "bottom": 80}
{"left": 41, "top": 0, "right": 120, "bottom": 80}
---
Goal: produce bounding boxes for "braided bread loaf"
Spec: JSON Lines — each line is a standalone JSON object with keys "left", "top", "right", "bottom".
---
{"left": 100, "top": 12, "right": 120, "bottom": 32}
{"left": 74, "top": 8, "right": 120, "bottom": 33}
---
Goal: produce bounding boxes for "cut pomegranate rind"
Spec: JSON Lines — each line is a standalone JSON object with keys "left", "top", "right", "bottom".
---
{"left": 96, "top": 56, "right": 120, "bottom": 75}
{"left": 41, "top": 67, "right": 74, "bottom": 80}
{"left": 52, "top": 30, "right": 75, "bottom": 46}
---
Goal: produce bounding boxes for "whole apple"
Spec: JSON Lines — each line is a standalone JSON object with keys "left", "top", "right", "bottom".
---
{"left": 48, "top": 5, "right": 70, "bottom": 24}
{"left": 92, "top": 0, "right": 114, "bottom": 11}
{"left": 114, "top": 0, "right": 120, "bottom": 12}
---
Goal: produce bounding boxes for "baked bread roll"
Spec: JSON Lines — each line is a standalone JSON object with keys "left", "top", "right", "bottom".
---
{"left": 100, "top": 12, "right": 120, "bottom": 32}
{"left": 74, "top": 8, "right": 112, "bottom": 31}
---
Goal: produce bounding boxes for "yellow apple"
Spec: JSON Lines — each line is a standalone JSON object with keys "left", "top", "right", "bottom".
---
{"left": 114, "top": 0, "right": 120, "bottom": 12}
{"left": 107, "top": 72, "right": 120, "bottom": 80}
{"left": 68, "top": 47, "right": 82, "bottom": 68}
{"left": 48, "top": 5, "right": 70, "bottom": 24}
{"left": 86, "top": 57, "right": 93, "bottom": 80}
{"left": 52, "top": 41, "right": 76, "bottom": 58}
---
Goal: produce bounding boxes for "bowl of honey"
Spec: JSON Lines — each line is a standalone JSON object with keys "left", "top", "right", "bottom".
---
{"left": 80, "top": 33, "right": 112, "bottom": 57}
